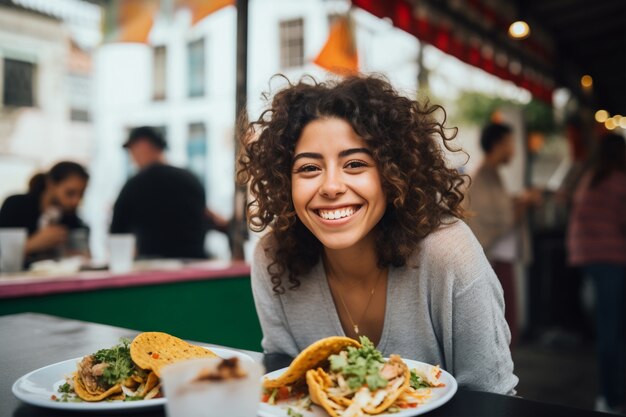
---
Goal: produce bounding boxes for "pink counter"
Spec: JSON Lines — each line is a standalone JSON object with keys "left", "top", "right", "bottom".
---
{"left": 0, "top": 260, "right": 251, "bottom": 299}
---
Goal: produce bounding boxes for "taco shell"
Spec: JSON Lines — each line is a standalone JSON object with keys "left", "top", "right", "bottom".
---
{"left": 307, "top": 368, "right": 340, "bottom": 417}
{"left": 263, "top": 336, "right": 360, "bottom": 389}
{"left": 130, "top": 332, "right": 218, "bottom": 376}
{"left": 73, "top": 373, "right": 122, "bottom": 402}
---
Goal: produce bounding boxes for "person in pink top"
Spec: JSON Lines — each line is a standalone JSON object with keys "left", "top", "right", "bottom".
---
{"left": 567, "top": 133, "right": 626, "bottom": 414}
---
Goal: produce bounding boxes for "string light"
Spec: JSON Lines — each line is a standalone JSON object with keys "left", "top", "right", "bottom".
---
{"left": 508, "top": 21, "right": 530, "bottom": 39}
{"left": 605, "top": 118, "right": 617, "bottom": 130}
{"left": 581, "top": 75, "right": 593, "bottom": 89}
{"left": 595, "top": 110, "right": 609, "bottom": 123}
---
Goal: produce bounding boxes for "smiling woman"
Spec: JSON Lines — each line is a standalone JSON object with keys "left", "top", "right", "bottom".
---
{"left": 291, "top": 118, "right": 387, "bottom": 252}
{"left": 237, "top": 75, "right": 518, "bottom": 396}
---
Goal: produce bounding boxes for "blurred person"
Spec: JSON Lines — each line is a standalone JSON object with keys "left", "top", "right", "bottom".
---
{"left": 567, "top": 133, "right": 625, "bottom": 413}
{"left": 0, "top": 161, "right": 90, "bottom": 264}
{"left": 110, "top": 126, "right": 228, "bottom": 259}
{"left": 464, "top": 122, "right": 541, "bottom": 347}
{"left": 238, "top": 75, "right": 517, "bottom": 394}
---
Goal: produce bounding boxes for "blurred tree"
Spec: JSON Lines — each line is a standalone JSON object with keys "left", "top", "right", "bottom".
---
{"left": 454, "top": 91, "right": 556, "bottom": 134}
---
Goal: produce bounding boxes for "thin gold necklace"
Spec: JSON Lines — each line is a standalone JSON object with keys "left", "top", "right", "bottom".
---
{"left": 330, "top": 269, "right": 384, "bottom": 335}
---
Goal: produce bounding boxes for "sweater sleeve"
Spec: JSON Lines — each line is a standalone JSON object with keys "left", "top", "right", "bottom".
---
{"left": 251, "top": 237, "right": 300, "bottom": 357}
{"left": 427, "top": 220, "right": 518, "bottom": 394}
{"left": 451, "top": 269, "right": 518, "bottom": 394}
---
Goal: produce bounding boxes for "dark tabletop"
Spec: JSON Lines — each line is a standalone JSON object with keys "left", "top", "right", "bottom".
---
{"left": 0, "top": 313, "right": 607, "bottom": 417}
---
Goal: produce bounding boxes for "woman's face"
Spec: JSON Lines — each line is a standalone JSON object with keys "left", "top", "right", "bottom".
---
{"left": 291, "top": 117, "right": 386, "bottom": 251}
{"left": 49, "top": 175, "right": 87, "bottom": 213}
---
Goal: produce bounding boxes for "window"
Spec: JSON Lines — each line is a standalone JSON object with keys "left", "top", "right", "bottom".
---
{"left": 279, "top": 18, "right": 304, "bottom": 69}
{"left": 67, "top": 73, "right": 91, "bottom": 122}
{"left": 187, "top": 38, "right": 205, "bottom": 97}
{"left": 187, "top": 123, "right": 207, "bottom": 188}
{"left": 3, "top": 58, "right": 35, "bottom": 107}
{"left": 153, "top": 46, "right": 167, "bottom": 100}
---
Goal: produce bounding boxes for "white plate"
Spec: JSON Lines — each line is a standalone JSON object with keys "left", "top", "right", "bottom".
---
{"left": 258, "top": 358, "right": 457, "bottom": 417}
{"left": 12, "top": 347, "right": 256, "bottom": 412}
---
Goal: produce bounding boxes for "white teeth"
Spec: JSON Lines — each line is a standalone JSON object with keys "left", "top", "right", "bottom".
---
{"left": 318, "top": 207, "right": 356, "bottom": 220}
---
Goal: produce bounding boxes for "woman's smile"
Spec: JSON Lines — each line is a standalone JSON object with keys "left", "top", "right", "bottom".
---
{"left": 315, "top": 205, "right": 362, "bottom": 221}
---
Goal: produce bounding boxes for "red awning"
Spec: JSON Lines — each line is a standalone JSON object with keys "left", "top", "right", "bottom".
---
{"left": 352, "top": 0, "right": 554, "bottom": 103}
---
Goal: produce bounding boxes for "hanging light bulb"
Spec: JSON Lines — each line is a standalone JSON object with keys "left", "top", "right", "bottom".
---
{"left": 581, "top": 75, "right": 593, "bottom": 89}
{"left": 605, "top": 118, "right": 617, "bottom": 130}
{"left": 508, "top": 21, "right": 530, "bottom": 39}
{"left": 595, "top": 110, "right": 609, "bottom": 123}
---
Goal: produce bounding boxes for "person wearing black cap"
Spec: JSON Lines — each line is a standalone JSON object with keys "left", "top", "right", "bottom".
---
{"left": 110, "top": 126, "right": 227, "bottom": 259}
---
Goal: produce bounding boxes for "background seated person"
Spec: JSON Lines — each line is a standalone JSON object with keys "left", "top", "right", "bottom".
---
{"left": 0, "top": 161, "right": 90, "bottom": 265}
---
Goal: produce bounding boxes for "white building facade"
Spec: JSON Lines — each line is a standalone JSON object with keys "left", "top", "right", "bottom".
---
{"left": 88, "top": 0, "right": 531, "bottom": 260}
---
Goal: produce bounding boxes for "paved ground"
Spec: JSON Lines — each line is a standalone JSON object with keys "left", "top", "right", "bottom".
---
{"left": 513, "top": 333, "right": 601, "bottom": 413}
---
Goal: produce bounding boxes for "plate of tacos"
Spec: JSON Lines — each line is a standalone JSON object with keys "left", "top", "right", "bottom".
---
{"left": 258, "top": 336, "right": 457, "bottom": 417}
{"left": 12, "top": 332, "right": 255, "bottom": 411}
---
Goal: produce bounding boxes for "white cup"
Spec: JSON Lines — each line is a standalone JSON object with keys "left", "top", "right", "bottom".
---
{"left": 0, "top": 228, "right": 27, "bottom": 273}
{"left": 161, "top": 357, "right": 264, "bottom": 417}
{"left": 107, "top": 234, "right": 135, "bottom": 273}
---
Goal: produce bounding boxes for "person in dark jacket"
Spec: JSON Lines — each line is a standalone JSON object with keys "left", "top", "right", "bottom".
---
{"left": 110, "top": 126, "right": 227, "bottom": 259}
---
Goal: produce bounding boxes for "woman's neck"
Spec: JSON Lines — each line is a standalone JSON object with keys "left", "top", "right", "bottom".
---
{"left": 323, "top": 235, "right": 383, "bottom": 288}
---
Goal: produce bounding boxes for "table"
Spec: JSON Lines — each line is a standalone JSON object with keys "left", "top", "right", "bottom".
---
{"left": 0, "top": 261, "right": 262, "bottom": 351}
{"left": 1, "top": 313, "right": 605, "bottom": 417}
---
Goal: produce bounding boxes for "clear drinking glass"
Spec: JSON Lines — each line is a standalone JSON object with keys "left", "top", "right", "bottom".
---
{"left": 0, "top": 228, "right": 27, "bottom": 273}
{"left": 161, "top": 357, "right": 264, "bottom": 417}
{"left": 107, "top": 234, "right": 135, "bottom": 273}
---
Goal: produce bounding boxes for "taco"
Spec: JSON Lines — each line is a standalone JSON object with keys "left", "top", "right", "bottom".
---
{"left": 305, "top": 338, "right": 410, "bottom": 416}
{"left": 262, "top": 336, "right": 444, "bottom": 416}
{"left": 66, "top": 332, "right": 217, "bottom": 402}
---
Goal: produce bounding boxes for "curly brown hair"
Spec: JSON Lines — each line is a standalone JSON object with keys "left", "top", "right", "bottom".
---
{"left": 237, "top": 74, "right": 467, "bottom": 293}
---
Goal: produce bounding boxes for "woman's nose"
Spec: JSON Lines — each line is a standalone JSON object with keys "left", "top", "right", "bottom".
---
{"left": 319, "top": 170, "right": 346, "bottom": 198}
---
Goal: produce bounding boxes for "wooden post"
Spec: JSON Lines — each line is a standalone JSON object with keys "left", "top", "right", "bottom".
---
{"left": 231, "top": 0, "right": 249, "bottom": 260}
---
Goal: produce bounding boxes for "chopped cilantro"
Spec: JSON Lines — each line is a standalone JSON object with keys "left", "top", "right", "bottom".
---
{"left": 410, "top": 370, "right": 429, "bottom": 389}
{"left": 57, "top": 382, "right": 72, "bottom": 394}
{"left": 53, "top": 383, "right": 81, "bottom": 403}
{"left": 328, "top": 336, "right": 388, "bottom": 392}
{"left": 93, "top": 338, "right": 134, "bottom": 387}
{"left": 286, "top": 407, "right": 303, "bottom": 417}
{"left": 124, "top": 395, "right": 144, "bottom": 401}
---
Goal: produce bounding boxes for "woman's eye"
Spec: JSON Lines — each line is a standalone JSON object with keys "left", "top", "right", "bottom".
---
{"left": 345, "top": 160, "right": 368, "bottom": 169}
{"left": 294, "top": 164, "right": 319, "bottom": 173}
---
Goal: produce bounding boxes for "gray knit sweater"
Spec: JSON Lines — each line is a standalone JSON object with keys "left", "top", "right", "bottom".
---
{"left": 251, "top": 219, "right": 518, "bottom": 394}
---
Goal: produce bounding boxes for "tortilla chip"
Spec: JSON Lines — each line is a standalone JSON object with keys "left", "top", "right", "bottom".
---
{"left": 130, "top": 332, "right": 218, "bottom": 376}
{"left": 138, "top": 371, "right": 159, "bottom": 397}
{"left": 263, "top": 336, "right": 360, "bottom": 389}
{"left": 307, "top": 368, "right": 340, "bottom": 417}
{"left": 73, "top": 373, "right": 122, "bottom": 402}
{"left": 363, "top": 355, "right": 410, "bottom": 414}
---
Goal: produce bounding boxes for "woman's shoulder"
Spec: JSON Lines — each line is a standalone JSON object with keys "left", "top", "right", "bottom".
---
{"left": 0, "top": 193, "right": 35, "bottom": 212}
{"left": 419, "top": 218, "right": 482, "bottom": 256}
{"left": 407, "top": 218, "right": 492, "bottom": 289}
{"left": 253, "top": 233, "right": 277, "bottom": 265}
